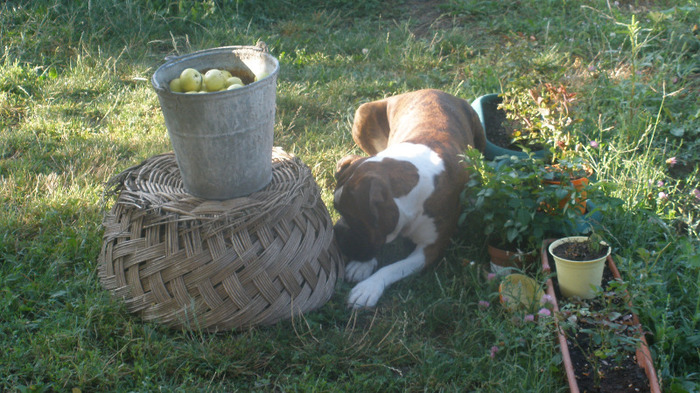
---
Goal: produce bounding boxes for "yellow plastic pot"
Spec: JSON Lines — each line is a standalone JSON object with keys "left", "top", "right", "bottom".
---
{"left": 548, "top": 236, "right": 611, "bottom": 299}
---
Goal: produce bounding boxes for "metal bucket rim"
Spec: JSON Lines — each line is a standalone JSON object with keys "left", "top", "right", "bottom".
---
{"left": 151, "top": 45, "right": 279, "bottom": 93}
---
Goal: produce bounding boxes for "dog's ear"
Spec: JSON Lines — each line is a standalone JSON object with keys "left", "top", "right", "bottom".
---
{"left": 368, "top": 178, "right": 397, "bottom": 230}
{"left": 335, "top": 155, "right": 365, "bottom": 185}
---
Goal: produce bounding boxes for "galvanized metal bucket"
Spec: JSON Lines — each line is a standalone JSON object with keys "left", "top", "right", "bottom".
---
{"left": 151, "top": 45, "right": 279, "bottom": 200}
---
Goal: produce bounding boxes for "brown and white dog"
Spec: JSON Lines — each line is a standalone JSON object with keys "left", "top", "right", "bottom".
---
{"left": 334, "top": 89, "right": 486, "bottom": 308}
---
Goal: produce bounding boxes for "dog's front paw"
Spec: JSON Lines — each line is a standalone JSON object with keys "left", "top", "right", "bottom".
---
{"left": 348, "top": 277, "right": 385, "bottom": 308}
{"left": 345, "top": 259, "right": 378, "bottom": 283}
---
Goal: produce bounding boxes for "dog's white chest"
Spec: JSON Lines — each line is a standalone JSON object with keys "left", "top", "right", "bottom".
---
{"left": 370, "top": 143, "right": 443, "bottom": 244}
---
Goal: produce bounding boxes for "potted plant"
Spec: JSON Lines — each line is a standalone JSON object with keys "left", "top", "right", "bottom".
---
{"left": 542, "top": 157, "right": 595, "bottom": 214}
{"left": 471, "top": 93, "right": 549, "bottom": 161}
{"left": 548, "top": 234, "right": 611, "bottom": 299}
{"left": 459, "top": 150, "right": 587, "bottom": 274}
{"left": 503, "top": 82, "right": 598, "bottom": 214}
{"left": 502, "top": 82, "right": 581, "bottom": 160}
{"left": 471, "top": 83, "right": 579, "bottom": 162}
{"left": 542, "top": 239, "right": 661, "bottom": 393}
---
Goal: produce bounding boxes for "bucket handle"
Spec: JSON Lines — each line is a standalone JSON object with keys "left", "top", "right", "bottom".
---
{"left": 255, "top": 40, "right": 269, "bottom": 53}
{"left": 163, "top": 42, "right": 269, "bottom": 62}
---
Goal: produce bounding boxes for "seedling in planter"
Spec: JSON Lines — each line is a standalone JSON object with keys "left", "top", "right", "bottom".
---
{"left": 559, "top": 279, "right": 644, "bottom": 391}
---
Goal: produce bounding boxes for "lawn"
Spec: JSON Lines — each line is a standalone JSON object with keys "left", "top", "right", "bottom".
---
{"left": 1, "top": 0, "right": 698, "bottom": 391}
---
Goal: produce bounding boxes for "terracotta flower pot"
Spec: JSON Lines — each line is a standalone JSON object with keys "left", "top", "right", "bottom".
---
{"left": 544, "top": 177, "right": 589, "bottom": 213}
{"left": 543, "top": 174, "right": 590, "bottom": 214}
{"left": 541, "top": 239, "right": 661, "bottom": 393}
{"left": 487, "top": 244, "right": 535, "bottom": 275}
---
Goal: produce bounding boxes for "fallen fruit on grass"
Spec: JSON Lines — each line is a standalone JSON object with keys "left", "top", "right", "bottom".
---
{"left": 499, "top": 274, "right": 544, "bottom": 311}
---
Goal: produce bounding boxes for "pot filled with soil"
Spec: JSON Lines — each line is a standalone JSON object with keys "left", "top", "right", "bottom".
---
{"left": 471, "top": 93, "right": 548, "bottom": 161}
{"left": 548, "top": 235, "right": 610, "bottom": 299}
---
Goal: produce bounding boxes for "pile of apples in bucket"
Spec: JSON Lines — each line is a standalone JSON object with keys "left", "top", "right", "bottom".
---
{"left": 169, "top": 67, "right": 266, "bottom": 93}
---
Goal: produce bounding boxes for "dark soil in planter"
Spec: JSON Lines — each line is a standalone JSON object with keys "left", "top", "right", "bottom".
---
{"left": 483, "top": 104, "right": 516, "bottom": 149}
{"left": 567, "top": 319, "right": 649, "bottom": 393}
{"left": 550, "top": 261, "right": 651, "bottom": 393}
{"left": 482, "top": 98, "right": 544, "bottom": 152}
{"left": 552, "top": 241, "right": 609, "bottom": 261}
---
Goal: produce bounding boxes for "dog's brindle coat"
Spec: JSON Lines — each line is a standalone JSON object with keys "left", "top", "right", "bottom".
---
{"left": 334, "top": 89, "right": 486, "bottom": 308}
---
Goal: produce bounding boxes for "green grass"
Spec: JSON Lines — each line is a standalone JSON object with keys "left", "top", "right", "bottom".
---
{"left": 1, "top": 0, "right": 699, "bottom": 391}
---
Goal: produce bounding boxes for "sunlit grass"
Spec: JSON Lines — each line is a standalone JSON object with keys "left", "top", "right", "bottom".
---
{"left": 1, "top": 0, "right": 698, "bottom": 391}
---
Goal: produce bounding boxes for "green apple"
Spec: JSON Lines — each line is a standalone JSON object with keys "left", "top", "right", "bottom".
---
{"left": 225, "top": 76, "right": 243, "bottom": 87}
{"left": 169, "top": 77, "right": 183, "bottom": 93}
{"left": 254, "top": 71, "right": 269, "bottom": 82}
{"left": 221, "top": 70, "right": 232, "bottom": 79}
{"left": 179, "top": 68, "right": 202, "bottom": 92}
{"left": 226, "top": 83, "right": 244, "bottom": 90}
{"left": 203, "top": 69, "right": 227, "bottom": 92}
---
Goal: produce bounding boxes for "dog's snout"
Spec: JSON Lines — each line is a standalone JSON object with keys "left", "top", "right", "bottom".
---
{"left": 333, "top": 219, "right": 377, "bottom": 262}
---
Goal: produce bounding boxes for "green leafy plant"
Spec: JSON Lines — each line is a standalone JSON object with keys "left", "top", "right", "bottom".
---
{"left": 541, "top": 156, "right": 593, "bottom": 182}
{"left": 586, "top": 232, "right": 606, "bottom": 255}
{"left": 499, "top": 83, "right": 584, "bottom": 164}
{"left": 459, "top": 149, "right": 589, "bottom": 251}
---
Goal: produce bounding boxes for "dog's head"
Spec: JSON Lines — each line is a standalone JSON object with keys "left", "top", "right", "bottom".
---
{"left": 333, "top": 155, "right": 421, "bottom": 262}
{"left": 333, "top": 155, "right": 400, "bottom": 262}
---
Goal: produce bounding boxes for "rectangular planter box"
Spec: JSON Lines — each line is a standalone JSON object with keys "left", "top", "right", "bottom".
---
{"left": 541, "top": 239, "right": 661, "bottom": 393}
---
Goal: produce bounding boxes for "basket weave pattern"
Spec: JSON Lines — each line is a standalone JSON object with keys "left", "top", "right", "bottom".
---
{"left": 98, "top": 148, "right": 343, "bottom": 331}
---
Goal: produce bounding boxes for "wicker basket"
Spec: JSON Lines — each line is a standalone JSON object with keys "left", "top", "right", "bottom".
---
{"left": 98, "top": 148, "right": 344, "bottom": 331}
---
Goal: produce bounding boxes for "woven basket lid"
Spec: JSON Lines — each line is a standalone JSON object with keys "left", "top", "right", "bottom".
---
{"left": 98, "top": 148, "right": 344, "bottom": 331}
